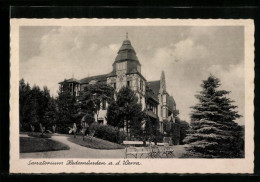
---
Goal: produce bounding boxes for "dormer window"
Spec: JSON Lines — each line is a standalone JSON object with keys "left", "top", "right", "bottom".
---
{"left": 116, "top": 62, "right": 127, "bottom": 71}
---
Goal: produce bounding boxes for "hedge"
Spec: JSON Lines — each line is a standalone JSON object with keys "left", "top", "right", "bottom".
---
{"left": 89, "top": 123, "right": 126, "bottom": 144}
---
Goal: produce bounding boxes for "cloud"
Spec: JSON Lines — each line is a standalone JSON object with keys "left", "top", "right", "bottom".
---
{"left": 141, "top": 37, "right": 244, "bottom": 125}
{"left": 20, "top": 27, "right": 119, "bottom": 97}
{"left": 171, "top": 38, "right": 209, "bottom": 63}
{"left": 20, "top": 26, "right": 245, "bottom": 125}
{"left": 108, "top": 43, "right": 121, "bottom": 52}
{"left": 207, "top": 63, "right": 245, "bottom": 125}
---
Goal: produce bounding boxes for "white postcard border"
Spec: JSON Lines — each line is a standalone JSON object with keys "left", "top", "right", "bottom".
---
{"left": 10, "top": 19, "right": 255, "bottom": 174}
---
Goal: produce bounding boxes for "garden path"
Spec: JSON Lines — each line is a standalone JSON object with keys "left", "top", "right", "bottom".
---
{"left": 20, "top": 134, "right": 187, "bottom": 158}
{"left": 20, "top": 135, "right": 125, "bottom": 158}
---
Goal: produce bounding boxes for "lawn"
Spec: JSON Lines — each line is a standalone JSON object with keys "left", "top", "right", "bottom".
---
{"left": 68, "top": 136, "right": 125, "bottom": 150}
{"left": 28, "top": 132, "right": 52, "bottom": 138}
{"left": 20, "top": 137, "right": 70, "bottom": 153}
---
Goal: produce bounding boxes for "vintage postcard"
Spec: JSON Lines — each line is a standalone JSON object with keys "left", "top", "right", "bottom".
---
{"left": 10, "top": 19, "right": 254, "bottom": 173}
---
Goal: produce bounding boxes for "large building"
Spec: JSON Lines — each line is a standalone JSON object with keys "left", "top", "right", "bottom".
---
{"left": 59, "top": 34, "right": 178, "bottom": 135}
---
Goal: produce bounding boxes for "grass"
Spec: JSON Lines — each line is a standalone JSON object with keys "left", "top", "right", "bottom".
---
{"left": 20, "top": 137, "right": 70, "bottom": 153}
{"left": 68, "top": 136, "right": 125, "bottom": 150}
{"left": 28, "top": 132, "right": 52, "bottom": 138}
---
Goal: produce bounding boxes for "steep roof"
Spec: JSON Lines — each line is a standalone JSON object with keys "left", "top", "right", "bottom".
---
{"left": 80, "top": 74, "right": 108, "bottom": 84}
{"left": 113, "top": 39, "right": 140, "bottom": 65}
{"left": 59, "top": 78, "right": 81, "bottom": 84}
{"left": 169, "top": 96, "right": 176, "bottom": 106}
{"left": 168, "top": 95, "right": 176, "bottom": 111}
{"left": 147, "top": 80, "right": 160, "bottom": 95}
{"left": 146, "top": 86, "right": 159, "bottom": 103}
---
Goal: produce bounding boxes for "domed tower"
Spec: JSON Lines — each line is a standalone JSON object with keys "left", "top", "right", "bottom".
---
{"left": 107, "top": 33, "right": 146, "bottom": 109}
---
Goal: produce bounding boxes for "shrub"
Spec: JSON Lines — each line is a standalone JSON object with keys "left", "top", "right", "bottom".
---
{"left": 39, "top": 123, "right": 46, "bottom": 137}
{"left": 89, "top": 122, "right": 100, "bottom": 133}
{"left": 30, "top": 124, "right": 35, "bottom": 132}
{"left": 89, "top": 123, "right": 126, "bottom": 144}
{"left": 68, "top": 123, "right": 77, "bottom": 138}
{"left": 52, "top": 124, "right": 56, "bottom": 133}
{"left": 118, "top": 130, "right": 127, "bottom": 144}
{"left": 155, "top": 132, "right": 164, "bottom": 143}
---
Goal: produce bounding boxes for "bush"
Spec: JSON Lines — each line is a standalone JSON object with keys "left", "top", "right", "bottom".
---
{"left": 118, "top": 130, "right": 127, "bottom": 144}
{"left": 155, "top": 132, "right": 164, "bottom": 143}
{"left": 89, "top": 123, "right": 126, "bottom": 144}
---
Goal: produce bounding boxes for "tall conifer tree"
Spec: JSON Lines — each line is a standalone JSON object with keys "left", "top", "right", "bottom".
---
{"left": 184, "top": 75, "right": 243, "bottom": 158}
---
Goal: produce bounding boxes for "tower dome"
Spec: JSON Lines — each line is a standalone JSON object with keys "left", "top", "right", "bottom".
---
{"left": 113, "top": 33, "right": 140, "bottom": 65}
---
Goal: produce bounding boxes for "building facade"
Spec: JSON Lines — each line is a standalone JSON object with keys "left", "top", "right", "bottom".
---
{"left": 59, "top": 35, "right": 178, "bottom": 134}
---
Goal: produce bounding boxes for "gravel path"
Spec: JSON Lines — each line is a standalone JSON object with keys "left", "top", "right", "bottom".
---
{"left": 20, "top": 135, "right": 125, "bottom": 158}
{"left": 20, "top": 134, "right": 187, "bottom": 158}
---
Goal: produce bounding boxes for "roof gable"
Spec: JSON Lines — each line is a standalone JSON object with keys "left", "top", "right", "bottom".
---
{"left": 147, "top": 80, "right": 160, "bottom": 95}
{"left": 80, "top": 74, "right": 108, "bottom": 84}
{"left": 59, "top": 78, "right": 81, "bottom": 84}
{"left": 113, "top": 39, "right": 140, "bottom": 65}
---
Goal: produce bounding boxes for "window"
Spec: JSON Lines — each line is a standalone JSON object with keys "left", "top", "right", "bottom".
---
{"left": 140, "top": 80, "right": 143, "bottom": 91}
{"left": 140, "top": 96, "right": 142, "bottom": 104}
{"left": 98, "top": 120, "right": 104, "bottom": 124}
{"left": 127, "top": 80, "right": 131, "bottom": 87}
{"left": 102, "top": 99, "right": 106, "bottom": 110}
{"left": 113, "top": 83, "right": 116, "bottom": 89}
{"left": 163, "top": 107, "right": 167, "bottom": 118}
{"left": 153, "top": 106, "right": 156, "bottom": 113}
{"left": 163, "top": 94, "right": 167, "bottom": 104}
{"left": 116, "top": 62, "right": 126, "bottom": 70}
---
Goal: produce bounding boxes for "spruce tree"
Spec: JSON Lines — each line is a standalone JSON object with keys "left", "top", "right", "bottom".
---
{"left": 184, "top": 75, "right": 243, "bottom": 158}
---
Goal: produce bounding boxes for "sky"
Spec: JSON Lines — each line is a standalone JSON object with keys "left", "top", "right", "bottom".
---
{"left": 19, "top": 26, "right": 245, "bottom": 125}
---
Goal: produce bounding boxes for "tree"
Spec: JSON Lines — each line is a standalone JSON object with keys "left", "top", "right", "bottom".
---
{"left": 184, "top": 75, "right": 243, "bottom": 158}
{"left": 175, "top": 117, "right": 190, "bottom": 145}
{"left": 106, "top": 100, "right": 123, "bottom": 128}
{"left": 106, "top": 86, "right": 145, "bottom": 138}
{"left": 19, "top": 79, "right": 32, "bottom": 131}
{"left": 78, "top": 90, "right": 95, "bottom": 126}
{"left": 56, "top": 86, "right": 79, "bottom": 133}
{"left": 41, "top": 87, "right": 57, "bottom": 130}
{"left": 80, "top": 83, "right": 114, "bottom": 122}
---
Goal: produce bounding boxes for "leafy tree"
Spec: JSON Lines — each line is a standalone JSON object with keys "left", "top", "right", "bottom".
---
{"left": 56, "top": 86, "right": 79, "bottom": 133}
{"left": 175, "top": 117, "right": 190, "bottom": 145}
{"left": 184, "top": 75, "right": 243, "bottom": 158}
{"left": 80, "top": 83, "right": 114, "bottom": 122}
{"left": 30, "top": 85, "right": 42, "bottom": 125}
{"left": 19, "top": 79, "right": 32, "bottom": 131}
{"left": 106, "top": 100, "right": 124, "bottom": 128}
{"left": 106, "top": 86, "right": 145, "bottom": 138}
{"left": 19, "top": 79, "right": 57, "bottom": 132}
{"left": 41, "top": 87, "right": 57, "bottom": 130}
{"left": 78, "top": 91, "right": 95, "bottom": 126}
